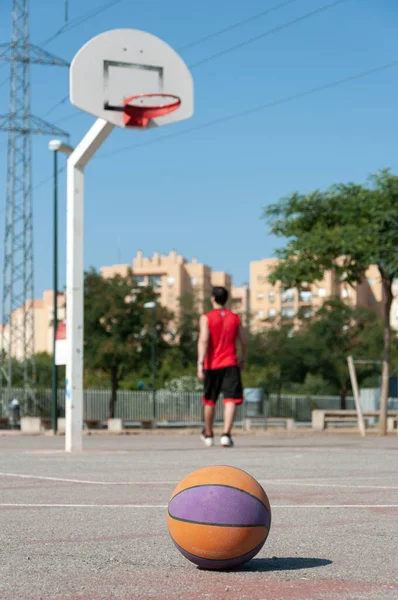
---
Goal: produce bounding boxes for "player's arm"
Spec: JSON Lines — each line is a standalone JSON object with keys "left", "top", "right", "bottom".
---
{"left": 197, "top": 315, "right": 209, "bottom": 380}
{"left": 238, "top": 322, "right": 248, "bottom": 370}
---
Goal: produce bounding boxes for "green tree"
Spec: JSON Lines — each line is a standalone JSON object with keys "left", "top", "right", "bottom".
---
{"left": 246, "top": 319, "right": 308, "bottom": 409}
{"left": 161, "top": 375, "right": 203, "bottom": 393}
{"left": 83, "top": 269, "right": 172, "bottom": 417}
{"left": 174, "top": 293, "right": 200, "bottom": 369}
{"left": 301, "top": 300, "right": 383, "bottom": 407}
{"left": 0, "top": 352, "right": 64, "bottom": 390}
{"left": 169, "top": 292, "right": 212, "bottom": 372}
{"left": 35, "top": 352, "right": 65, "bottom": 389}
{"left": 264, "top": 169, "right": 398, "bottom": 433}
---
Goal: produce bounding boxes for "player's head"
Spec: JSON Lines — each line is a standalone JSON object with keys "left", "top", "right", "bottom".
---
{"left": 211, "top": 286, "right": 229, "bottom": 308}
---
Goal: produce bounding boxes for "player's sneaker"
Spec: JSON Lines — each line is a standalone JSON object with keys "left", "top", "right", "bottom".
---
{"left": 200, "top": 429, "right": 214, "bottom": 447}
{"left": 220, "top": 433, "right": 234, "bottom": 447}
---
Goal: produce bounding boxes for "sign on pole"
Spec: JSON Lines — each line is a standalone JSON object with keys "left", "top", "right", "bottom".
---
{"left": 55, "top": 321, "right": 67, "bottom": 366}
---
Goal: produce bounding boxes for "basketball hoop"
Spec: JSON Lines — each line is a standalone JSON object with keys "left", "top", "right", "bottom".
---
{"left": 123, "top": 94, "right": 181, "bottom": 128}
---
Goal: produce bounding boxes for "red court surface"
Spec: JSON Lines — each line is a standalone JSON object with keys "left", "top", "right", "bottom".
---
{"left": 1, "top": 432, "right": 397, "bottom": 599}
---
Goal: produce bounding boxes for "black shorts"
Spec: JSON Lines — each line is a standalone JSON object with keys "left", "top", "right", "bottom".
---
{"left": 203, "top": 366, "right": 243, "bottom": 407}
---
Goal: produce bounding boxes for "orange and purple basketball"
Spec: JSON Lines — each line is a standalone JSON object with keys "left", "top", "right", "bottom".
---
{"left": 167, "top": 465, "right": 271, "bottom": 569}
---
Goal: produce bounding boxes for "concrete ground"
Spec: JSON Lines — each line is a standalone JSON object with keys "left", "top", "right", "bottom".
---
{"left": 0, "top": 431, "right": 397, "bottom": 600}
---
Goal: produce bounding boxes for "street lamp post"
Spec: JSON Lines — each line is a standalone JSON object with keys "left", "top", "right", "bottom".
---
{"left": 144, "top": 301, "right": 157, "bottom": 421}
{"left": 48, "top": 140, "right": 74, "bottom": 435}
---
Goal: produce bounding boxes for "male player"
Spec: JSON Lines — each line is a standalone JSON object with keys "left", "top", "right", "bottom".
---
{"left": 197, "top": 286, "right": 248, "bottom": 447}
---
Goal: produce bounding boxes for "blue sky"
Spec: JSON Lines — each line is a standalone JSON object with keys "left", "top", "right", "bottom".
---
{"left": 1, "top": 0, "right": 398, "bottom": 296}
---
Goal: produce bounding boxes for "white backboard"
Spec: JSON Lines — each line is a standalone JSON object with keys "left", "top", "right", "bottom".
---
{"left": 70, "top": 29, "right": 193, "bottom": 129}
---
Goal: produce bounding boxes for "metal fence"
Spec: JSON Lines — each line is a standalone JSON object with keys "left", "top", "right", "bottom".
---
{"left": 0, "top": 387, "right": 356, "bottom": 424}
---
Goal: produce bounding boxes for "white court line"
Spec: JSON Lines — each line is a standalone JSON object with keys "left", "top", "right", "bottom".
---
{"left": 1, "top": 503, "right": 398, "bottom": 509}
{"left": 264, "top": 481, "right": 398, "bottom": 490}
{"left": 0, "top": 472, "right": 176, "bottom": 485}
{"left": 1, "top": 472, "right": 397, "bottom": 490}
{"left": 0, "top": 503, "right": 168, "bottom": 508}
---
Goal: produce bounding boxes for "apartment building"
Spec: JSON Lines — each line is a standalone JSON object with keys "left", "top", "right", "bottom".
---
{"left": 0, "top": 252, "right": 240, "bottom": 359}
{"left": 0, "top": 290, "right": 66, "bottom": 359}
{"left": 250, "top": 259, "right": 386, "bottom": 331}
{"left": 230, "top": 283, "right": 250, "bottom": 328}
{"left": 6, "top": 254, "right": 390, "bottom": 360}
{"left": 101, "top": 250, "right": 234, "bottom": 318}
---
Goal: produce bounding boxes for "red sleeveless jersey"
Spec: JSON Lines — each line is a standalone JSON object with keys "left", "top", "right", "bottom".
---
{"left": 204, "top": 309, "right": 240, "bottom": 370}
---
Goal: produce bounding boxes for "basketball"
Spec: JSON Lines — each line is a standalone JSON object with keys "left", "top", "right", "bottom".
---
{"left": 167, "top": 465, "right": 271, "bottom": 569}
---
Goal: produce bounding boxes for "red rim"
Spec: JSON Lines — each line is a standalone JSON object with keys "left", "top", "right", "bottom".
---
{"left": 123, "top": 94, "right": 181, "bottom": 127}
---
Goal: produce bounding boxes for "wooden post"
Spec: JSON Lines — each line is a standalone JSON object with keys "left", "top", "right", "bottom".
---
{"left": 347, "top": 356, "right": 366, "bottom": 438}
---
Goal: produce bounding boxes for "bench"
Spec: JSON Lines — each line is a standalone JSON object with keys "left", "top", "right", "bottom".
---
{"left": 21, "top": 417, "right": 51, "bottom": 434}
{"left": 243, "top": 417, "right": 296, "bottom": 431}
{"left": 107, "top": 418, "right": 155, "bottom": 433}
{"left": 312, "top": 410, "right": 398, "bottom": 431}
{"left": 387, "top": 414, "right": 398, "bottom": 433}
{"left": 0, "top": 417, "right": 9, "bottom": 429}
{"left": 83, "top": 419, "right": 102, "bottom": 430}
{"left": 20, "top": 417, "right": 105, "bottom": 434}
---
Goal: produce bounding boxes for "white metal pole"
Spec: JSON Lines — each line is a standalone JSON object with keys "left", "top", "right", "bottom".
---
{"left": 65, "top": 118, "right": 114, "bottom": 452}
{"left": 347, "top": 355, "right": 366, "bottom": 438}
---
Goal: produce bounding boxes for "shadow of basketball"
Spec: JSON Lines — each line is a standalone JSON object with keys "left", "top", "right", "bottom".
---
{"left": 199, "top": 557, "right": 332, "bottom": 573}
{"left": 238, "top": 557, "right": 333, "bottom": 573}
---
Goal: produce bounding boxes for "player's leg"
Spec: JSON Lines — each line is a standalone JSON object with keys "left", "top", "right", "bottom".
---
{"left": 220, "top": 366, "right": 243, "bottom": 447}
{"left": 223, "top": 402, "right": 237, "bottom": 436}
{"left": 203, "top": 404, "right": 215, "bottom": 437}
{"left": 201, "top": 369, "right": 222, "bottom": 447}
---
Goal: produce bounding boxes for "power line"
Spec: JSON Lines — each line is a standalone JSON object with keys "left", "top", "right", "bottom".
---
{"left": 49, "top": 0, "right": 352, "bottom": 124}
{"left": 190, "top": 0, "right": 352, "bottom": 70}
{"left": 56, "top": 111, "right": 83, "bottom": 124}
{"left": 98, "top": 58, "right": 398, "bottom": 159}
{"left": 28, "top": 58, "right": 398, "bottom": 187}
{"left": 0, "top": 1, "right": 129, "bottom": 92}
{"left": 42, "top": 95, "right": 69, "bottom": 118}
{"left": 50, "top": 0, "right": 350, "bottom": 127}
{"left": 33, "top": 166, "right": 66, "bottom": 192}
{"left": 30, "top": 1, "right": 129, "bottom": 121}
{"left": 40, "top": 0, "right": 128, "bottom": 48}
{"left": 45, "top": 1, "right": 300, "bottom": 125}
{"left": 178, "top": 0, "right": 301, "bottom": 52}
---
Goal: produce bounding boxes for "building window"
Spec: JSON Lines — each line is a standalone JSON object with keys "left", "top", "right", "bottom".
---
{"left": 167, "top": 276, "right": 175, "bottom": 287}
{"left": 318, "top": 287, "right": 326, "bottom": 297}
{"left": 191, "top": 277, "right": 198, "bottom": 286}
{"left": 149, "top": 275, "right": 162, "bottom": 289}
{"left": 281, "top": 288, "right": 295, "bottom": 303}
{"left": 367, "top": 278, "right": 376, "bottom": 286}
{"left": 302, "top": 307, "right": 312, "bottom": 319}
{"left": 133, "top": 275, "right": 145, "bottom": 287}
{"left": 281, "top": 306, "right": 295, "bottom": 320}
{"left": 300, "top": 290, "right": 312, "bottom": 303}
{"left": 256, "top": 311, "right": 265, "bottom": 320}
{"left": 257, "top": 275, "right": 264, "bottom": 283}
{"left": 268, "top": 291, "right": 275, "bottom": 303}
{"left": 268, "top": 308, "right": 276, "bottom": 319}
{"left": 256, "top": 292, "right": 264, "bottom": 300}
{"left": 341, "top": 288, "right": 350, "bottom": 299}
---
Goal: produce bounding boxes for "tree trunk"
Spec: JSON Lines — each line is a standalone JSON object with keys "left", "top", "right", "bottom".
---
{"left": 108, "top": 367, "right": 119, "bottom": 419}
{"left": 340, "top": 382, "right": 347, "bottom": 410}
{"left": 276, "top": 379, "right": 282, "bottom": 417}
{"left": 379, "top": 277, "right": 393, "bottom": 436}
